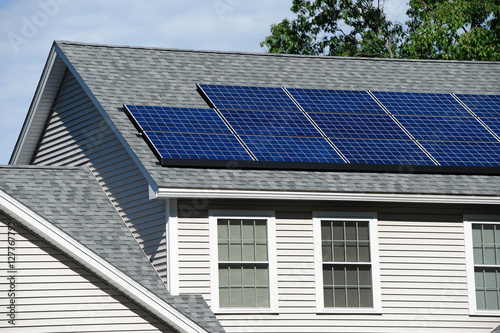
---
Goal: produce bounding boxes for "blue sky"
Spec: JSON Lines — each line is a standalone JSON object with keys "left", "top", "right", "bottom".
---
{"left": 0, "top": 0, "right": 408, "bottom": 164}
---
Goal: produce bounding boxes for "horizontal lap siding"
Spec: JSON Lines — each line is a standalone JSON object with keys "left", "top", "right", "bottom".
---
{"left": 0, "top": 215, "right": 175, "bottom": 333}
{"left": 177, "top": 200, "right": 500, "bottom": 333}
{"left": 31, "top": 69, "right": 167, "bottom": 283}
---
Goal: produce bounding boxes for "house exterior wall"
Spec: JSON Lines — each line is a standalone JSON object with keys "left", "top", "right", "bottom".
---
{"left": 176, "top": 199, "right": 500, "bottom": 333}
{"left": 0, "top": 213, "right": 175, "bottom": 333}
{"left": 31, "top": 69, "right": 168, "bottom": 283}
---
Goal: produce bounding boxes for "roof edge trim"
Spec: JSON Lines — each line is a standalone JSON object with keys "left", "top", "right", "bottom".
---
{"left": 0, "top": 188, "right": 208, "bottom": 333}
{"left": 156, "top": 187, "right": 500, "bottom": 205}
{"left": 10, "top": 45, "right": 58, "bottom": 165}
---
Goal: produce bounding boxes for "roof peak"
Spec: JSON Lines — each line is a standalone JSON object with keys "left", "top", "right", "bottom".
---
{"left": 54, "top": 40, "right": 499, "bottom": 64}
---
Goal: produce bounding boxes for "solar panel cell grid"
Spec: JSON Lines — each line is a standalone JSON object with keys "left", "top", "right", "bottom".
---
{"left": 330, "top": 138, "right": 435, "bottom": 165}
{"left": 239, "top": 135, "right": 345, "bottom": 163}
{"left": 419, "top": 141, "right": 500, "bottom": 166}
{"left": 455, "top": 94, "right": 500, "bottom": 118}
{"left": 125, "top": 105, "right": 232, "bottom": 134}
{"left": 309, "top": 113, "right": 409, "bottom": 140}
{"left": 287, "top": 88, "right": 386, "bottom": 114}
{"left": 372, "top": 91, "right": 471, "bottom": 116}
{"left": 146, "top": 131, "right": 253, "bottom": 161}
{"left": 395, "top": 115, "right": 498, "bottom": 142}
{"left": 199, "top": 84, "right": 300, "bottom": 111}
{"left": 480, "top": 118, "right": 500, "bottom": 138}
{"left": 220, "top": 109, "right": 322, "bottom": 137}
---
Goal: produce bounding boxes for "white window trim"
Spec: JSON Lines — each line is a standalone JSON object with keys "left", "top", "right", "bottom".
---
{"left": 209, "top": 210, "right": 278, "bottom": 314}
{"left": 464, "top": 215, "right": 500, "bottom": 316}
{"left": 313, "top": 211, "right": 381, "bottom": 313}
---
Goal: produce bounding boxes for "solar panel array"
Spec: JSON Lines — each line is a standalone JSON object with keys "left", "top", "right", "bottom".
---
{"left": 124, "top": 85, "right": 500, "bottom": 169}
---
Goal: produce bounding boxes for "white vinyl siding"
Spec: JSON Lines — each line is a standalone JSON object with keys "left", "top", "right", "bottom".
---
{"left": 0, "top": 214, "right": 175, "bottom": 333}
{"left": 177, "top": 200, "right": 500, "bottom": 333}
{"left": 31, "top": 69, "right": 168, "bottom": 283}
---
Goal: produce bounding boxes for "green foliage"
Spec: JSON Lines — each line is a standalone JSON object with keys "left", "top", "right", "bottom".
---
{"left": 261, "top": 0, "right": 500, "bottom": 60}
{"left": 260, "top": 0, "right": 404, "bottom": 58}
{"left": 402, "top": 0, "right": 500, "bottom": 60}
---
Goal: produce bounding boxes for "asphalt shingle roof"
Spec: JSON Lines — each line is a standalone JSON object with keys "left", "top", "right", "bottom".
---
{"left": 0, "top": 165, "right": 224, "bottom": 333}
{"left": 56, "top": 41, "right": 500, "bottom": 196}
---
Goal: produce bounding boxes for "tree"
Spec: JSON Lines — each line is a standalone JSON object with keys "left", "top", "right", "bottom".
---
{"left": 262, "top": 0, "right": 500, "bottom": 60}
{"left": 403, "top": 0, "right": 500, "bottom": 60}
{"left": 260, "top": 0, "right": 404, "bottom": 58}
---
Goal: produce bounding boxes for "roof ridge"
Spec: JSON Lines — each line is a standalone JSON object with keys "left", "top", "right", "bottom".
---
{"left": 54, "top": 40, "right": 500, "bottom": 64}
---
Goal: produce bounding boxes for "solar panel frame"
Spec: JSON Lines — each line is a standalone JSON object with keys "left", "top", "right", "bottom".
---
{"left": 125, "top": 105, "right": 232, "bottom": 134}
{"left": 199, "top": 84, "right": 300, "bottom": 111}
{"left": 239, "top": 135, "right": 345, "bottom": 163}
{"left": 372, "top": 91, "right": 471, "bottom": 116}
{"left": 219, "top": 109, "right": 322, "bottom": 137}
{"left": 455, "top": 94, "right": 500, "bottom": 118}
{"left": 145, "top": 131, "right": 254, "bottom": 161}
{"left": 287, "top": 88, "right": 386, "bottom": 114}
{"left": 309, "top": 113, "right": 410, "bottom": 140}
{"left": 419, "top": 141, "right": 500, "bottom": 167}
{"left": 394, "top": 115, "right": 498, "bottom": 142}
{"left": 330, "top": 138, "right": 436, "bottom": 165}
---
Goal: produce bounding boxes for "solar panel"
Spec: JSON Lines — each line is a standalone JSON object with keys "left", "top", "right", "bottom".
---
{"left": 330, "top": 138, "right": 435, "bottom": 165}
{"left": 239, "top": 135, "right": 345, "bottom": 163}
{"left": 199, "top": 84, "right": 300, "bottom": 111}
{"left": 287, "top": 88, "right": 385, "bottom": 114}
{"left": 419, "top": 141, "right": 500, "bottom": 166}
{"left": 455, "top": 94, "right": 500, "bottom": 118}
{"left": 309, "top": 113, "right": 409, "bottom": 140}
{"left": 395, "top": 115, "right": 497, "bottom": 142}
{"left": 372, "top": 91, "right": 470, "bottom": 116}
{"left": 125, "top": 105, "right": 232, "bottom": 134}
{"left": 219, "top": 109, "right": 322, "bottom": 137}
{"left": 145, "top": 131, "right": 253, "bottom": 161}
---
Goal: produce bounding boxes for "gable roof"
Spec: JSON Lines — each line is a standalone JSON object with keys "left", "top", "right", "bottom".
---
{"left": 12, "top": 41, "right": 500, "bottom": 200}
{"left": 0, "top": 165, "right": 224, "bottom": 333}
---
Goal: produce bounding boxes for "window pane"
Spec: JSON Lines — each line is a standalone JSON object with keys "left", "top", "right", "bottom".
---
{"left": 255, "top": 266, "right": 269, "bottom": 285}
{"left": 219, "top": 287, "right": 229, "bottom": 308}
{"left": 484, "top": 247, "right": 496, "bottom": 265}
{"left": 322, "top": 222, "right": 332, "bottom": 240}
{"left": 345, "top": 223, "right": 357, "bottom": 240}
{"left": 256, "top": 287, "right": 270, "bottom": 307}
{"left": 346, "top": 266, "right": 358, "bottom": 285}
{"left": 230, "top": 287, "right": 243, "bottom": 307}
{"left": 229, "top": 220, "right": 241, "bottom": 239}
{"left": 242, "top": 266, "right": 255, "bottom": 285}
{"left": 218, "top": 244, "right": 229, "bottom": 261}
{"left": 324, "top": 287, "right": 334, "bottom": 307}
{"left": 333, "top": 222, "right": 344, "bottom": 240}
{"left": 322, "top": 242, "right": 333, "bottom": 262}
{"left": 483, "top": 225, "right": 495, "bottom": 244}
{"left": 230, "top": 243, "right": 242, "bottom": 261}
{"left": 333, "top": 242, "right": 345, "bottom": 262}
{"left": 359, "top": 288, "right": 373, "bottom": 307}
{"left": 359, "top": 243, "right": 370, "bottom": 262}
{"left": 486, "top": 290, "right": 500, "bottom": 310}
{"left": 484, "top": 270, "right": 497, "bottom": 288}
{"left": 256, "top": 243, "right": 268, "bottom": 261}
{"left": 243, "top": 287, "right": 256, "bottom": 307}
{"left": 358, "top": 222, "right": 369, "bottom": 241}
{"left": 347, "top": 288, "right": 359, "bottom": 307}
{"left": 229, "top": 265, "right": 241, "bottom": 285}
{"left": 358, "top": 266, "right": 371, "bottom": 286}
{"left": 477, "top": 289, "right": 486, "bottom": 310}
{"left": 472, "top": 225, "right": 482, "bottom": 245}
{"left": 334, "top": 287, "right": 346, "bottom": 307}
{"left": 323, "top": 266, "right": 333, "bottom": 286}
{"left": 474, "top": 246, "right": 484, "bottom": 265}
{"left": 333, "top": 266, "right": 345, "bottom": 285}
{"left": 219, "top": 266, "right": 229, "bottom": 286}
{"left": 242, "top": 222, "right": 254, "bottom": 240}
{"left": 218, "top": 221, "right": 228, "bottom": 240}
{"left": 346, "top": 242, "right": 357, "bottom": 262}
{"left": 255, "top": 220, "right": 267, "bottom": 240}
{"left": 242, "top": 242, "right": 255, "bottom": 261}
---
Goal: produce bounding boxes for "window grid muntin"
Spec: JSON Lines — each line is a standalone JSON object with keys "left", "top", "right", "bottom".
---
{"left": 217, "top": 219, "right": 270, "bottom": 308}
{"left": 320, "top": 220, "right": 373, "bottom": 308}
{"left": 472, "top": 223, "right": 500, "bottom": 310}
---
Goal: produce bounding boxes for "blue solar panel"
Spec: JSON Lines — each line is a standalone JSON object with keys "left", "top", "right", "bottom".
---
{"left": 455, "top": 94, "right": 500, "bottom": 118}
{"left": 145, "top": 131, "right": 253, "bottom": 161}
{"left": 309, "top": 113, "right": 409, "bottom": 140}
{"left": 239, "top": 135, "right": 345, "bottom": 163}
{"left": 220, "top": 109, "right": 322, "bottom": 137}
{"left": 330, "top": 138, "right": 435, "bottom": 165}
{"left": 395, "top": 115, "right": 497, "bottom": 142}
{"left": 199, "top": 84, "right": 300, "bottom": 111}
{"left": 287, "top": 88, "right": 385, "bottom": 114}
{"left": 372, "top": 91, "right": 470, "bottom": 116}
{"left": 419, "top": 141, "right": 500, "bottom": 166}
{"left": 125, "top": 105, "right": 231, "bottom": 134}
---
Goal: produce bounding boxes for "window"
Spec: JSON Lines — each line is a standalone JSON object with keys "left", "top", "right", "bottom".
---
{"left": 313, "top": 212, "right": 380, "bottom": 312}
{"left": 210, "top": 211, "right": 277, "bottom": 313}
{"left": 464, "top": 216, "right": 500, "bottom": 314}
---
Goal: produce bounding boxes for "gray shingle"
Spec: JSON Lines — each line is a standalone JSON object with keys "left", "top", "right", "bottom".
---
{"left": 55, "top": 40, "right": 500, "bottom": 196}
{"left": 0, "top": 165, "right": 224, "bottom": 333}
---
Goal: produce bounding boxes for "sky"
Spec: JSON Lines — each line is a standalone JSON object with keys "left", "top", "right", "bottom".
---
{"left": 0, "top": 0, "right": 409, "bottom": 165}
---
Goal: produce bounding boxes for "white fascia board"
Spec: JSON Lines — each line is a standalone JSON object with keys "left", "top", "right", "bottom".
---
{"left": 0, "top": 189, "right": 207, "bottom": 333}
{"left": 155, "top": 187, "right": 500, "bottom": 205}
{"left": 10, "top": 46, "right": 58, "bottom": 165}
